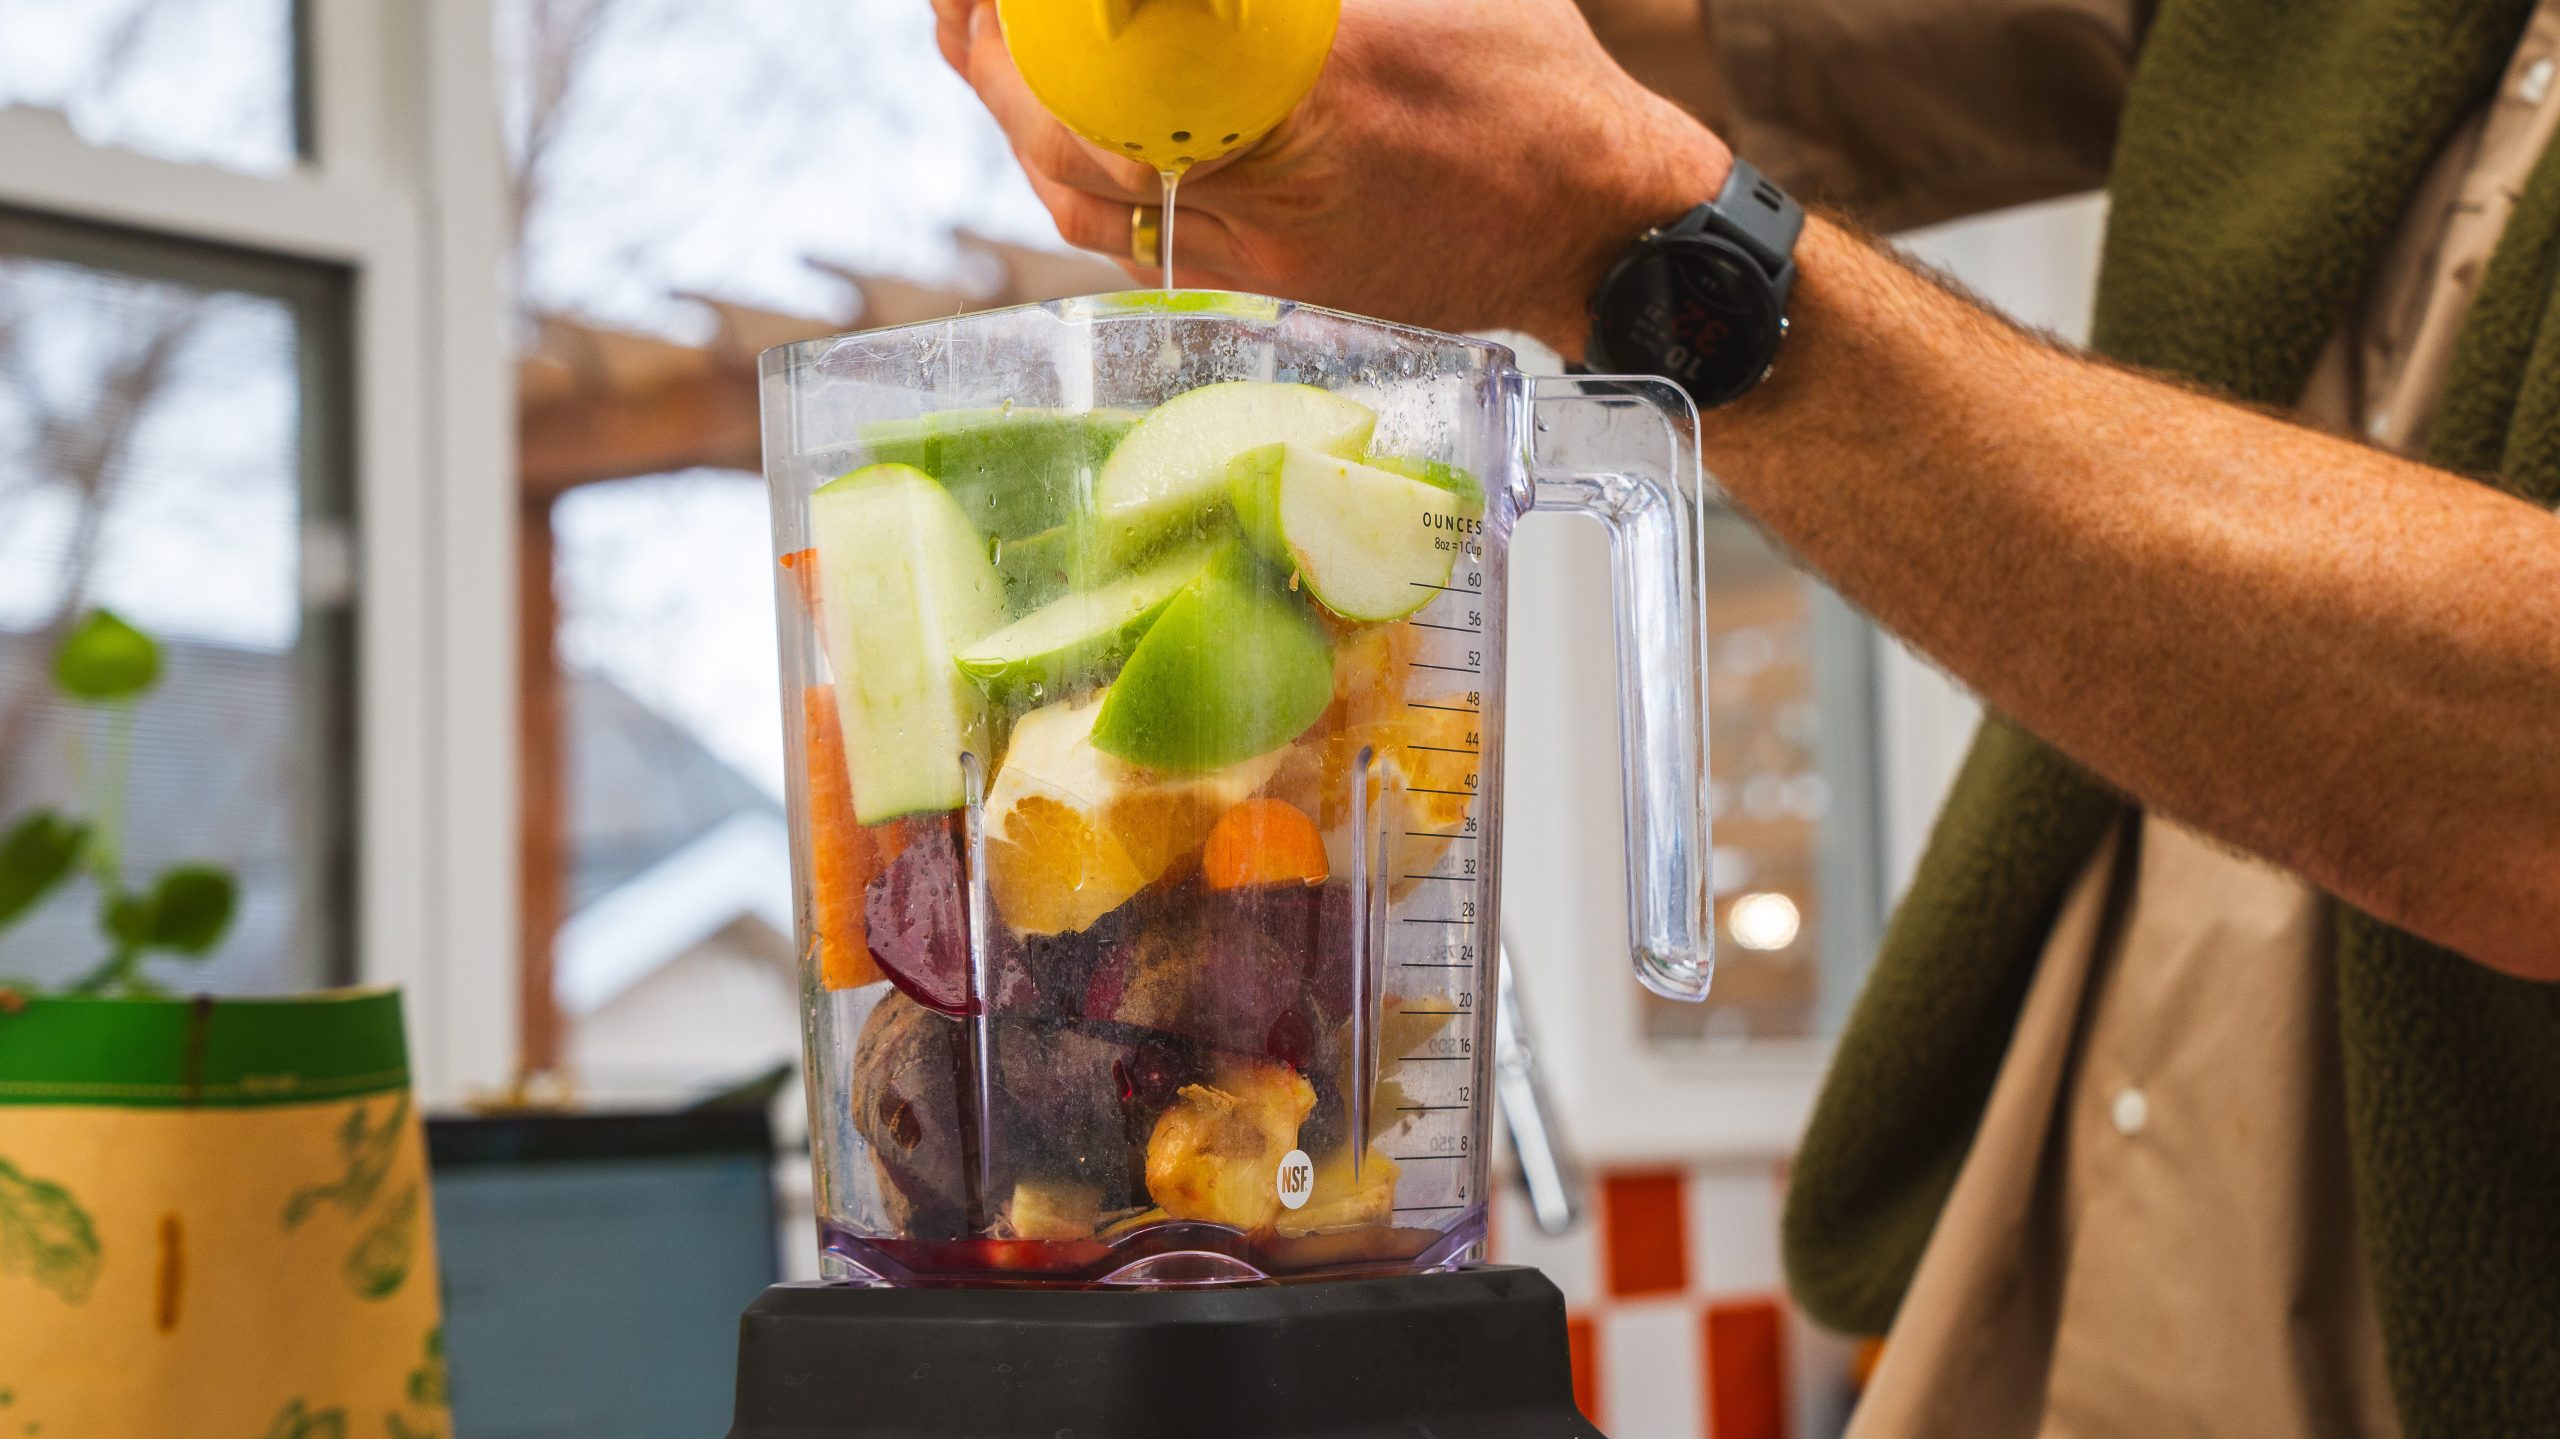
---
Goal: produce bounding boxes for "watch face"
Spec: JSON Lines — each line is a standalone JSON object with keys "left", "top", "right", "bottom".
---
{"left": 1595, "top": 236, "right": 1781, "bottom": 406}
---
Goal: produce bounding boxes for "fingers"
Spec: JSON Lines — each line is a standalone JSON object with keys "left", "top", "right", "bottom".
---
{"left": 964, "top": 5, "right": 1160, "bottom": 204}
{"left": 1025, "top": 170, "right": 1144, "bottom": 257}
{"left": 1024, "top": 167, "right": 1257, "bottom": 284}
{"left": 932, "top": 0, "right": 976, "bottom": 72}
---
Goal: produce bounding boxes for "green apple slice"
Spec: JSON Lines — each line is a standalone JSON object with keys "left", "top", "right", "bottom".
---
{"left": 1227, "top": 443, "right": 1482, "bottom": 623}
{"left": 995, "top": 500, "right": 1221, "bottom": 615}
{"left": 811, "top": 463, "right": 1009, "bottom": 822}
{"left": 1091, "top": 549, "right": 1335, "bottom": 772}
{"left": 954, "top": 546, "right": 1213, "bottom": 705}
{"left": 861, "top": 408, "right": 1138, "bottom": 541}
{"left": 1093, "top": 382, "right": 1376, "bottom": 534}
{"left": 1368, "top": 453, "right": 1488, "bottom": 510}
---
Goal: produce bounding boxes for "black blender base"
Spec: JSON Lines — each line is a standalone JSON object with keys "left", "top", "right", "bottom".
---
{"left": 725, "top": 1264, "right": 1606, "bottom": 1439}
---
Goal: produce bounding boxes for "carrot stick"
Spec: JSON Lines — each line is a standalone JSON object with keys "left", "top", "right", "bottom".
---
{"left": 804, "top": 683, "right": 881, "bottom": 990}
{"left": 1203, "top": 797, "right": 1330, "bottom": 891}
{"left": 781, "top": 548, "right": 823, "bottom": 628}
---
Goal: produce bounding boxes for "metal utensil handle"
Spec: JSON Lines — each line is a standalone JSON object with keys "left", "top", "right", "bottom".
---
{"left": 1495, "top": 938, "right": 1584, "bottom": 1236}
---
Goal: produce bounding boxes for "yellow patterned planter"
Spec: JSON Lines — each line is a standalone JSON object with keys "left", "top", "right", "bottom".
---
{"left": 0, "top": 989, "right": 446, "bottom": 1438}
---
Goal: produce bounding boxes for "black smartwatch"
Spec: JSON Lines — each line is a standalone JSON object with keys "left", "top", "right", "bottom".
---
{"left": 1586, "top": 156, "right": 1803, "bottom": 408}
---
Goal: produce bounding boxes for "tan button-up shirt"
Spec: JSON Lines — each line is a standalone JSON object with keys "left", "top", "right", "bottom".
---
{"left": 1577, "top": 0, "right": 2560, "bottom": 1432}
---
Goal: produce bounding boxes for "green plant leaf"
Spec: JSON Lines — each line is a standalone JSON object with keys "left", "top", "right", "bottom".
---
{"left": 0, "top": 813, "right": 89, "bottom": 929}
{"left": 100, "top": 889, "right": 154, "bottom": 949}
{"left": 52, "top": 609, "right": 161, "bottom": 702}
{"left": 142, "top": 866, "right": 237, "bottom": 955}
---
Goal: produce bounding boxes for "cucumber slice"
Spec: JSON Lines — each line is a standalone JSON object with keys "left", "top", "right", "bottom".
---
{"left": 1091, "top": 548, "right": 1335, "bottom": 772}
{"left": 1226, "top": 443, "right": 1481, "bottom": 623}
{"left": 1094, "top": 382, "right": 1375, "bottom": 531}
{"left": 861, "top": 408, "right": 1138, "bottom": 541}
{"left": 811, "top": 463, "right": 1009, "bottom": 822}
{"left": 955, "top": 546, "right": 1213, "bottom": 704}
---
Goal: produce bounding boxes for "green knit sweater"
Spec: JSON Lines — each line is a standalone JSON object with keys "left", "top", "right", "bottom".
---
{"left": 1778, "top": 2, "right": 2560, "bottom": 1435}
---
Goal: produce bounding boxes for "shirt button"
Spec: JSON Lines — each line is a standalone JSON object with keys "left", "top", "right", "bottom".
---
{"left": 2521, "top": 57, "right": 2555, "bottom": 106}
{"left": 2110, "top": 1086, "right": 2149, "bottom": 1137}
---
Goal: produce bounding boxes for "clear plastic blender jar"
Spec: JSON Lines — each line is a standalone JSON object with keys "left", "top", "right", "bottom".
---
{"left": 762, "top": 293, "right": 1711, "bottom": 1287}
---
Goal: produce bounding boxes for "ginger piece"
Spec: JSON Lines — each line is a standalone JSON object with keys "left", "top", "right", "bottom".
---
{"left": 1003, "top": 1179, "right": 1104, "bottom": 1241}
{"left": 1276, "top": 1146, "right": 1401, "bottom": 1238}
{"left": 1144, "top": 1061, "right": 1315, "bottom": 1230}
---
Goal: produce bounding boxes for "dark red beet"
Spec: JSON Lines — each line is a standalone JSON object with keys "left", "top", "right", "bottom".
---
{"left": 864, "top": 818, "right": 1042, "bottom": 1017}
{"left": 1202, "top": 882, "right": 1363, "bottom": 1023}
{"left": 852, "top": 993, "right": 972, "bottom": 1238}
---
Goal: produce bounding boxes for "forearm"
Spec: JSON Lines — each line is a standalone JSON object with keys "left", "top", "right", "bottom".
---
{"left": 1708, "top": 219, "right": 2560, "bottom": 976}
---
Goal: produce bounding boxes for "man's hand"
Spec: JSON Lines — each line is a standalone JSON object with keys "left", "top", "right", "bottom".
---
{"left": 935, "top": 0, "right": 1727, "bottom": 355}
{"left": 945, "top": 1, "right": 2560, "bottom": 978}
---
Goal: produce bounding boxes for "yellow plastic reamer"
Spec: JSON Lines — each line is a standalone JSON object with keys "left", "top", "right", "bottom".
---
{"left": 996, "top": 0, "right": 1342, "bottom": 172}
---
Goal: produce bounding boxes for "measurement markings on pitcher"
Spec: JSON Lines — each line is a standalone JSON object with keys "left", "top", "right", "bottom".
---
{"left": 1373, "top": 540, "right": 1493, "bottom": 1225}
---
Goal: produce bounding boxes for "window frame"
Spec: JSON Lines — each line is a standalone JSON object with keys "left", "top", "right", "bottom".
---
{"left": 0, "top": 0, "right": 519, "bottom": 1103}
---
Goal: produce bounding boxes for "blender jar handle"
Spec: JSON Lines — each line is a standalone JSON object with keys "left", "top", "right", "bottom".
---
{"left": 1522, "top": 374, "right": 1715, "bottom": 1002}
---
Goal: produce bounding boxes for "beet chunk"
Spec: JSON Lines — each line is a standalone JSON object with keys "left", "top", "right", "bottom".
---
{"left": 852, "top": 992, "right": 973, "bottom": 1238}
{"left": 863, "top": 818, "right": 1047, "bottom": 1017}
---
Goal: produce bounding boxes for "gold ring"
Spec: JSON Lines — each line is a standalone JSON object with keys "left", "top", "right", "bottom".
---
{"left": 1131, "top": 205, "right": 1162, "bottom": 269}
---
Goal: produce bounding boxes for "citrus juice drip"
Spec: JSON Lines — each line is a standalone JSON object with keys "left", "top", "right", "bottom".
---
{"left": 1157, "top": 167, "right": 1182, "bottom": 292}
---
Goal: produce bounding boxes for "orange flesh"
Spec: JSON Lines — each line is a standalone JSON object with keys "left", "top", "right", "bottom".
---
{"left": 1201, "top": 796, "right": 1329, "bottom": 891}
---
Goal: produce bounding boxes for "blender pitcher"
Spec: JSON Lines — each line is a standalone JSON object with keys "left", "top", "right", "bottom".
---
{"left": 762, "top": 292, "right": 1711, "bottom": 1289}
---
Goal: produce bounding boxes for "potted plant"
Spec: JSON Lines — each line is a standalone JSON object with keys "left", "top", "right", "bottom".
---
{"left": 0, "top": 612, "right": 447, "bottom": 1439}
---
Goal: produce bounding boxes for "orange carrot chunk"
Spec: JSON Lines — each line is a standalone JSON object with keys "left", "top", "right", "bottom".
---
{"left": 780, "top": 548, "right": 824, "bottom": 629}
{"left": 1202, "top": 798, "right": 1330, "bottom": 891}
{"left": 804, "top": 684, "right": 882, "bottom": 990}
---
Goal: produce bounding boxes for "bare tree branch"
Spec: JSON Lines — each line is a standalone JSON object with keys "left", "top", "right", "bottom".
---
{"left": 0, "top": 288, "right": 208, "bottom": 788}
{"left": 509, "top": 0, "right": 623, "bottom": 278}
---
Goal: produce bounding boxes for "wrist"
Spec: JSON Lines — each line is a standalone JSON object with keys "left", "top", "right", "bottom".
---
{"left": 1534, "top": 101, "right": 1734, "bottom": 362}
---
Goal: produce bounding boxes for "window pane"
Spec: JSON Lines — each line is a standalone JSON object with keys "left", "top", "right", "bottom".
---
{"left": 0, "top": 211, "right": 354, "bottom": 994}
{"left": 502, "top": 0, "right": 1076, "bottom": 1100}
{"left": 1641, "top": 513, "right": 1882, "bottom": 1045}
{"left": 551, "top": 473, "right": 792, "bottom": 1101}
{"left": 0, "top": 0, "right": 301, "bottom": 174}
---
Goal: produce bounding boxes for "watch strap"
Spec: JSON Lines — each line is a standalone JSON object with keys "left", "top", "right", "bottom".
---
{"left": 1665, "top": 156, "right": 1802, "bottom": 306}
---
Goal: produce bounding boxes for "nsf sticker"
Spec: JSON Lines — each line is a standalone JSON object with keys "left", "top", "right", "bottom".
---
{"left": 1276, "top": 1148, "right": 1314, "bottom": 1210}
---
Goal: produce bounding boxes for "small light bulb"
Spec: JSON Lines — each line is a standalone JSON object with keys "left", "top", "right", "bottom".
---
{"left": 1727, "top": 892, "right": 1801, "bottom": 952}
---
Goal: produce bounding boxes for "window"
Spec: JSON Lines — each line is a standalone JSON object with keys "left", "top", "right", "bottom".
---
{"left": 0, "top": 0, "right": 303, "bottom": 174}
{"left": 500, "top": 0, "right": 1073, "bottom": 1095}
{"left": 0, "top": 209, "right": 354, "bottom": 993}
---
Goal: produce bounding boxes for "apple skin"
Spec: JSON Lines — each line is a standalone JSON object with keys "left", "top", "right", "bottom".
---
{"left": 1225, "top": 443, "right": 1476, "bottom": 624}
{"left": 953, "top": 546, "right": 1211, "bottom": 709}
{"left": 1090, "top": 548, "right": 1335, "bottom": 773}
{"left": 860, "top": 408, "right": 1137, "bottom": 542}
{"left": 809, "top": 463, "right": 1008, "bottom": 822}
{"left": 1094, "top": 381, "right": 1376, "bottom": 533}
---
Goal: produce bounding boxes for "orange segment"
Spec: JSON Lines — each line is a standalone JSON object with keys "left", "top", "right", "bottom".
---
{"left": 987, "top": 792, "right": 1155, "bottom": 938}
{"left": 984, "top": 691, "right": 1285, "bottom": 934}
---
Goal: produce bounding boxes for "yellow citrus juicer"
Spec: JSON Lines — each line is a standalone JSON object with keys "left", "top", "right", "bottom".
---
{"left": 995, "top": 0, "right": 1343, "bottom": 173}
